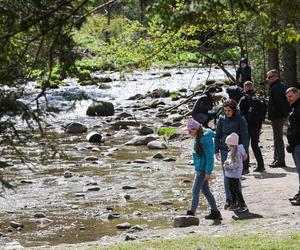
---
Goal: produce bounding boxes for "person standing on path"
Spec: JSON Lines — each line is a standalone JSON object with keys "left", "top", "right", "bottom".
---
{"left": 285, "top": 87, "right": 300, "bottom": 205}
{"left": 186, "top": 119, "right": 222, "bottom": 220}
{"left": 238, "top": 81, "right": 267, "bottom": 173}
{"left": 215, "top": 99, "right": 249, "bottom": 208}
{"left": 266, "top": 69, "right": 289, "bottom": 168}
{"left": 236, "top": 57, "right": 252, "bottom": 88}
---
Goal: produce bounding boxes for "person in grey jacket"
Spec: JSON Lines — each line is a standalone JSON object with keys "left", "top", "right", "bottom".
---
{"left": 266, "top": 69, "right": 289, "bottom": 168}
{"left": 215, "top": 99, "right": 249, "bottom": 209}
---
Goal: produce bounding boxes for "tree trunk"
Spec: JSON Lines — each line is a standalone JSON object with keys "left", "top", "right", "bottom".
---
{"left": 282, "top": 42, "right": 297, "bottom": 87}
{"left": 140, "top": 0, "right": 146, "bottom": 25}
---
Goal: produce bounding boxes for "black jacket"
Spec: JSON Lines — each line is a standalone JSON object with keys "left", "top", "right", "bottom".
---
{"left": 268, "top": 80, "right": 289, "bottom": 120}
{"left": 236, "top": 66, "right": 251, "bottom": 87}
{"left": 192, "top": 92, "right": 213, "bottom": 117}
{"left": 287, "top": 97, "right": 300, "bottom": 147}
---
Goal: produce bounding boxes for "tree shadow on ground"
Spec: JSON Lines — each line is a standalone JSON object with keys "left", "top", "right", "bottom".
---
{"left": 232, "top": 211, "right": 263, "bottom": 220}
{"left": 253, "top": 172, "right": 287, "bottom": 179}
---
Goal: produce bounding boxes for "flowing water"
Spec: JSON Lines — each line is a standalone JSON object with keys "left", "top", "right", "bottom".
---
{"left": 0, "top": 67, "right": 233, "bottom": 248}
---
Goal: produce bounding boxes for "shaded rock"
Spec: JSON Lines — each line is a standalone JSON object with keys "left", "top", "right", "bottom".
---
{"left": 20, "top": 180, "right": 33, "bottom": 184}
{"left": 34, "top": 213, "right": 46, "bottom": 219}
{"left": 148, "top": 88, "right": 170, "bottom": 98}
{"left": 87, "top": 187, "right": 100, "bottom": 192}
{"left": 64, "top": 171, "right": 73, "bottom": 178}
{"left": 148, "top": 99, "right": 166, "bottom": 108}
{"left": 80, "top": 226, "right": 85, "bottom": 230}
{"left": 116, "top": 222, "right": 131, "bottom": 229}
{"left": 10, "top": 221, "right": 23, "bottom": 229}
{"left": 147, "top": 141, "right": 167, "bottom": 150}
{"left": 163, "top": 157, "right": 176, "bottom": 162}
{"left": 87, "top": 132, "right": 102, "bottom": 143}
{"left": 125, "top": 135, "right": 157, "bottom": 146}
{"left": 161, "top": 72, "right": 171, "bottom": 77}
{"left": 107, "top": 213, "right": 121, "bottom": 220}
{"left": 125, "top": 234, "right": 137, "bottom": 241}
{"left": 85, "top": 156, "right": 98, "bottom": 161}
{"left": 86, "top": 101, "right": 115, "bottom": 116}
{"left": 132, "top": 211, "right": 143, "bottom": 217}
{"left": 139, "top": 126, "right": 154, "bottom": 135}
{"left": 124, "top": 194, "right": 130, "bottom": 200}
{"left": 86, "top": 181, "right": 98, "bottom": 186}
{"left": 118, "top": 112, "right": 132, "bottom": 118}
{"left": 182, "top": 179, "right": 192, "bottom": 183}
{"left": 128, "top": 94, "right": 144, "bottom": 100}
{"left": 153, "top": 152, "right": 165, "bottom": 159}
{"left": 173, "top": 216, "right": 199, "bottom": 228}
{"left": 122, "top": 185, "right": 137, "bottom": 190}
{"left": 172, "top": 122, "right": 182, "bottom": 127}
{"left": 65, "top": 122, "right": 87, "bottom": 133}
{"left": 133, "top": 159, "right": 149, "bottom": 164}
{"left": 75, "top": 193, "right": 85, "bottom": 197}
{"left": 172, "top": 115, "right": 184, "bottom": 122}
{"left": 131, "top": 225, "right": 144, "bottom": 231}
{"left": 98, "top": 77, "right": 113, "bottom": 83}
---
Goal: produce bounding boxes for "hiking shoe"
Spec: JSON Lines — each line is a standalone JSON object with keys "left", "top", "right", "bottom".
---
{"left": 238, "top": 204, "right": 248, "bottom": 213}
{"left": 254, "top": 167, "right": 265, "bottom": 172}
{"left": 205, "top": 210, "right": 222, "bottom": 220}
{"left": 270, "top": 161, "right": 286, "bottom": 168}
{"left": 186, "top": 210, "right": 195, "bottom": 216}
{"left": 224, "top": 201, "right": 231, "bottom": 210}
{"left": 289, "top": 194, "right": 300, "bottom": 201}
{"left": 227, "top": 204, "right": 239, "bottom": 211}
{"left": 242, "top": 169, "right": 250, "bottom": 175}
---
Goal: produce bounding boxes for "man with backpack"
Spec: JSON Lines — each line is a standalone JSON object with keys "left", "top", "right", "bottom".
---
{"left": 238, "top": 81, "right": 267, "bottom": 173}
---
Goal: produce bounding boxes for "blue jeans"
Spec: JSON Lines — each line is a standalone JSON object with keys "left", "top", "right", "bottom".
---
{"left": 220, "top": 150, "right": 232, "bottom": 203}
{"left": 292, "top": 145, "right": 300, "bottom": 194}
{"left": 190, "top": 172, "right": 218, "bottom": 213}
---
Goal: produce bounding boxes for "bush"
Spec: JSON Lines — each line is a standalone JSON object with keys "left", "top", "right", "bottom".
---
{"left": 157, "top": 127, "right": 177, "bottom": 137}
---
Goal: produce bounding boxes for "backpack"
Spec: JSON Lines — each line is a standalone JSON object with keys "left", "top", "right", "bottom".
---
{"left": 226, "top": 86, "right": 244, "bottom": 103}
{"left": 245, "top": 94, "right": 267, "bottom": 123}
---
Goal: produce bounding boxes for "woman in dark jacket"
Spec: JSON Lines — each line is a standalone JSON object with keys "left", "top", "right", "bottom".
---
{"left": 215, "top": 99, "right": 249, "bottom": 208}
{"left": 236, "top": 57, "right": 251, "bottom": 88}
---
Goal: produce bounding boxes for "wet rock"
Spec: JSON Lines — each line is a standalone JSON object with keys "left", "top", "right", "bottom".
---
{"left": 163, "top": 157, "right": 176, "bottom": 162}
{"left": 147, "top": 141, "right": 167, "bottom": 150}
{"left": 75, "top": 193, "right": 85, "bottom": 197}
{"left": 64, "top": 171, "right": 73, "bottom": 178}
{"left": 125, "top": 135, "right": 157, "bottom": 146}
{"left": 85, "top": 156, "right": 98, "bottom": 161}
{"left": 122, "top": 185, "right": 137, "bottom": 190}
{"left": 125, "top": 234, "right": 137, "bottom": 241}
{"left": 139, "top": 126, "right": 154, "bottom": 135}
{"left": 153, "top": 152, "right": 165, "bottom": 159}
{"left": 10, "top": 221, "right": 23, "bottom": 229}
{"left": 107, "top": 213, "right": 121, "bottom": 220}
{"left": 87, "top": 187, "right": 100, "bottom": 192}
{"left": 128, "top": 93, "right": 144, "bottom": 100}
{"left": 65, "top": 122, "right": 87, "bottom": 133}
{"left": 86, "top": 101, "right": 115, "bottom": 116}
{"left": 34, "top": 213, "right": 46, "bottom": 219}
{"left": 116, "top": 222, "right": 131, "bottom": 230}
{"left": 133, "top": 159, "right": 149, "bottom": 164}
{"left": 173, "top": 216, "right": 199, "bottom": 228}
{"left": 118, "top": 112, "right": 132, "bottom": 118}
{"left": 124, "top": 194, "right": 130, "bottom": 200}
{"left": 87, "top": 132, "right": 102, "bottom": 143}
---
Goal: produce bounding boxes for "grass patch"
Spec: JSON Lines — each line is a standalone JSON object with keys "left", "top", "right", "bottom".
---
{"left": 94, "top": 232, "right": 300, "bottom": 250}
{"left": 157, "top": 127, "right": 177, "bottom": 137}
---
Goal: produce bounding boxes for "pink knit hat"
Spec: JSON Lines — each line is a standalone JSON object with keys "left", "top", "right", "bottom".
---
{"left": 187, "top": 119, "right": 201, "bottom": 130}
{"left": 225, "top": 132, "right": 239, "bottom": 146}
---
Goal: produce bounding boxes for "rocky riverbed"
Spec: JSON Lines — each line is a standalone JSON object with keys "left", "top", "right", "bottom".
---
{"left": 1, "top": 67, "right": 299, "bottom": 249}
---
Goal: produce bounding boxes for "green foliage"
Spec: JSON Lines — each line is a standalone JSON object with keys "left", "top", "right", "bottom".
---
{"left": 157, "top": 127, "right": 177, "bottom": 137}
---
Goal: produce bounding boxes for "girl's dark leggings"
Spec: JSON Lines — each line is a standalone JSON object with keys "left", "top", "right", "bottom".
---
{"left": 227, "top": 177, "right": 245, "bottom": 205}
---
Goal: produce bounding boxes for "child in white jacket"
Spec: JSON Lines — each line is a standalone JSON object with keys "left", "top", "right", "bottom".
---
{"left": 224, "top": 132, "right": 248, "bottom": 212}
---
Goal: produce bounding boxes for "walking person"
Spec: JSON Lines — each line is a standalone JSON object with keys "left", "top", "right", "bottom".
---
{"left": 186, "top": 119, "right": 222, "bottom": 220}
{"left": 224, "top": 133, "right": 248, "bottom": 212}
{"left": 215, "top": 99, "right": 249, "bottom": 208}
{"left": 285, "top": 88, "right": 300, "bottom": 205}
{"left": 238, "top": 81, "right": 267, "bottom": 172}
{"left": 266, "top": 69, "right": 289, "bottom": 168}
{"left": 236, "top": 57, "right": 252, "bottom": 88}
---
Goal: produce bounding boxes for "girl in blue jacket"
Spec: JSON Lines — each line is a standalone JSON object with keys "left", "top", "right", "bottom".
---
{"left": 186, "top": 119, "right": 222, "bottom": 220}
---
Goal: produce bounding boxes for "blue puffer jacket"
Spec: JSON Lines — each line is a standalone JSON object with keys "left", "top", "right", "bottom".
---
{"left": 215, "top": 113, "right": 249, "bottom": 153}
{"left": 193, "top": 129, "right": 215, "bottom": 174}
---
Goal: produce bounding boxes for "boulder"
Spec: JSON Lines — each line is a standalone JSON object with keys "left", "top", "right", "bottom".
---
{"left": 139, "top": 126, "right": 154, "bottom": 135}
{"left": 87, "top": 132, "right": 102, "bottom": 143}
{"left": 34, "top": 213, "right": 46, "bottom": 219}
{"left": 64, "top": 171, "right": 73, "bottom": 178}
{"left": 86, "top": 101, "right": 115, "bottom": 116}
{"left": 116, "top": 222, "right": 131, "bottom": 230}
{"left": 125, "top": 135, "right": 157, "bottom": 146}
{"left": 125, "top": 234, "right": 137, "bottom": 241}
{"left": 65, "top": 122, "right": 87, "bottom": 133}
{"left": 147, "top": 141, "right": 167, "bottom": 150}
{"left": 173, "top": 216, "right": 199, "bottom": 228}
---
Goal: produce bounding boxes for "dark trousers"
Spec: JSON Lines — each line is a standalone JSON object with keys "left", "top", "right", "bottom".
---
{"left": 244, "top": 123, "right": 264, "bottom": 170}
{"left": 271, "top": 118, "right": 286, "bottom": 164}
{"left": 227, "top": 177, "right": 245, "bottom": 205}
